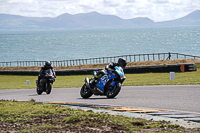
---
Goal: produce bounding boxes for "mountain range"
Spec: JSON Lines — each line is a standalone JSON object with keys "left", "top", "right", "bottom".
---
{"left": 0, "top": 10, "right": 199, "bottom": 30}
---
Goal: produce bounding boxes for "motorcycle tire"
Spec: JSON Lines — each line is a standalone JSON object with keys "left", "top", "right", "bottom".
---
{"left": 36, "top": 86, "right": 43, "bottom": 95}
{"left": 46, "top": 83, "right": 52, "bottom": 94}
{"left": 106, "top": 82, "right": 121, "bottom": 98}
{"left": 80, "top": 84, "right": 93, "bottom": 98}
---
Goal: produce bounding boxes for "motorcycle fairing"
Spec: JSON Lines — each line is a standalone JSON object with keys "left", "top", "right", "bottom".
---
{"left": 97, "top": 75, "right": 108, "bottom": 92}
{"left": 114, "top": 66, "right": 125, "bottom": 79}
{"left": 97, "top": 72, "right": 118, "bottom": 92}
{"left": 95, "top": 66, "right": 125, "bottom": 93}
{"left": 44, "top": 69, "right": 53, "bottom": 76}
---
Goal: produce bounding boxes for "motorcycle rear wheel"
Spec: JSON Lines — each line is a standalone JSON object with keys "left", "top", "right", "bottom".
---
{"left": 106, "top": 82, "right": 121, "bottom": 98}
{"left": 80, "top": 84, "right": 93, "bottom": 98}
{"left": 46, "top": 83, "right": 52, "bottom": 94}
{"left": 36, "top": 86, "right": 43, "bottom": 95}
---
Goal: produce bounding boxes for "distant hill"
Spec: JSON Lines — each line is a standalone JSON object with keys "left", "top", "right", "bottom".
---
{"left": 157, "top": 10, "right": 200, "bottom": 27}
{"left": 0, "top": 10, "right": 199, "bottom": 30}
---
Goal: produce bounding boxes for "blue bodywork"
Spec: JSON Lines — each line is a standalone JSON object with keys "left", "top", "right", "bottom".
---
{"left": 96, "top": 66, "right": 125, "bottom": 93}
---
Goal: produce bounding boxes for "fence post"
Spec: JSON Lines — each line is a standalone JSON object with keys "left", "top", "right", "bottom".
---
{"left": 134, "top": 55, "right": 135, "bottom": 62}
{"left": 139, "top": 54, "right": 140, "bottom": 61}
{"left": 143, "top": 54, "right": 145, "bottom": 61}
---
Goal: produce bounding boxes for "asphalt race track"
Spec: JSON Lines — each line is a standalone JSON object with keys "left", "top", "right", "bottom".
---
{"left": 0, "top": 85, "right": 200, "bottom": 113}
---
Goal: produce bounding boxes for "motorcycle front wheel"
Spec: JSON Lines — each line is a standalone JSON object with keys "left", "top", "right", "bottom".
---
{"left": 46, "top": 83, "right": 52, "bottom": 94}
{"left": 106, "top": 82, "right": 121, "bottom": 98}
{"left": 36, "top": 86, "right": 43, "bottom": 95}
{"left": 80, "top": 84, "right": 93, "bottom": 98}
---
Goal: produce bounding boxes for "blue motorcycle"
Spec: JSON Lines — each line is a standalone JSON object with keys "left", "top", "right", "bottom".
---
{"left": 80, "top": 66, "right": 126, "bottom": 98}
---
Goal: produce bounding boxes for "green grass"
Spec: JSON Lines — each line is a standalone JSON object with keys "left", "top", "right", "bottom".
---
{"left": 0, "top": 64, "right": 199, "bottom": 89}
{"left": 0, "top": 75, "right": 88, "bottom": 89}
{"left": 125, "top": 63, "right": 200, "bottom": 86}
{"left": 1, "top": 100, "right": 194, "bottom": 132}
{"left": 125, "top": 70, "right": 200, "bottom": 86}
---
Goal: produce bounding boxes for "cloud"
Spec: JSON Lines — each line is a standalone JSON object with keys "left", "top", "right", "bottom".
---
{"left": 0, "top": 0, "right": 199, "bottom": 22}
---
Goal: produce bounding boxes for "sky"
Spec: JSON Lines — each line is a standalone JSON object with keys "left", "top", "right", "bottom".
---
{"left": 0, "top": 0, "right": 199, "bottom": 22}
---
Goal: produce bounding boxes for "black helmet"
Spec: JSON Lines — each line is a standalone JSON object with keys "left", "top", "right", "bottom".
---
{"left": 118, "top": 58, "right": 127, "bottom": 68}
{"left": 45, "top": 61, "right": 51, "bottom": 68}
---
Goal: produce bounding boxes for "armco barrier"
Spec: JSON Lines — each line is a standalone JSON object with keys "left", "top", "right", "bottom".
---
{"left": 124, "top": 63, "right": 196, "bottom": 73}
{"left": 0, "top": 63, "right": 196, "bottom": 76}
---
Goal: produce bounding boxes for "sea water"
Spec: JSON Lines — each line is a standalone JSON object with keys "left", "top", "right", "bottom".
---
{"left": 0, "top": 26, "right": 199, "bottom": 62}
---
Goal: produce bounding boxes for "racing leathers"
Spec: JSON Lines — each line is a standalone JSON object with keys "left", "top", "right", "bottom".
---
{"left": 37, "top": 66, "right": 56, "bottom": 86}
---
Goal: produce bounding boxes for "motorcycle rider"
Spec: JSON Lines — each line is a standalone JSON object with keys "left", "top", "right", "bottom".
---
{"left": 37, "top": 61, "right": 56, "bottom": 86}
{"left": 90, "top": 58, "right": 127, "bottom": 85}
{"left": 105, "top": 57, "right": 127, "bottom": 71}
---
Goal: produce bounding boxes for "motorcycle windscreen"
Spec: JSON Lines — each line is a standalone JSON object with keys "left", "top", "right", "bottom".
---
{"left": 97, "top": 75, "right": 109, "bottom": 92}
{"left": 44, "top": 69, "right": 53, "bottom": 76}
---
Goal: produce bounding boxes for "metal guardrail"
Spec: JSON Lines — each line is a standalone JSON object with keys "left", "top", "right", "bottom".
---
{"left": 0, "top": 52, "right": 200, "bottom": 67}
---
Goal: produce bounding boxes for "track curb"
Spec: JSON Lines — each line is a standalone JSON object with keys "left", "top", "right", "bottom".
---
{"left": 43, "top": 102, "right": 200, "bottom": 129}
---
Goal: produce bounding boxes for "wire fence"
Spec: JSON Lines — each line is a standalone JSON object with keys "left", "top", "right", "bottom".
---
{"left": 1, "top": 52, "right": 200, "bottom": 67}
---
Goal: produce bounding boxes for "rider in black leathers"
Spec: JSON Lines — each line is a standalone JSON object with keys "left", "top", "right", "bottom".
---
{"left": 91, "top": 58, "right": 127, "bottom": 85}
{"left": 105, "top": 58, "right": 127, "bottom": 71}
{"left": 37, "top": 61, "right": 56, "bottom": 86}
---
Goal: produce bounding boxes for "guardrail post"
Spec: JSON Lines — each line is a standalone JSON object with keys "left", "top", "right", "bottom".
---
{"left": 143, "top": 54, "right": 145, "bottom": 61}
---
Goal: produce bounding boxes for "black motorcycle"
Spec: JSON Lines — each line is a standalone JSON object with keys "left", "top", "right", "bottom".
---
{"left": 36, "top": 69, "right": 55, "bottom": 95}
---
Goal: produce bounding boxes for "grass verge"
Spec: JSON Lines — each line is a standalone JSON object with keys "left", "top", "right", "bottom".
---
{"left": 0, "top": 100, "right": 199, "bottom": 133}
{"left": 0, "top": 64, "right": 199, "bottom": 89}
